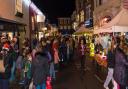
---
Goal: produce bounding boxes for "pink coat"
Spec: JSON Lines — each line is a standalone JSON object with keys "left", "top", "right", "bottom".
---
{"left": 53, "top": 48, "right": 60, "bottom": 64}
{"left": 52, "top": 41, "right": 60, "bottom": 64}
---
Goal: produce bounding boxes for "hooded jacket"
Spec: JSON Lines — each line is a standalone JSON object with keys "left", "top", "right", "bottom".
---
{"left": 114, "top": 48, "right": 128, "bottom": 86}
{"left": 32, "top": 52, "right": 49, "bottom": 85}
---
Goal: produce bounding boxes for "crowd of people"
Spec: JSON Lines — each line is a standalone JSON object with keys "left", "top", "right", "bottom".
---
{"left": 0, "top": 33, "right": 128, "bottom": 89}
{"left": 0, "top": 34, "right": 77, "bottom": 89}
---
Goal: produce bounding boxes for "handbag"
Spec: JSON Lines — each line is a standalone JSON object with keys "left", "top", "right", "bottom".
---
{"left": 46, "top": 77, "right": 52, "bottom": 89}
{"left": 0, "top": 59, "right": 5, "bottom": 73}
{"left": 29, "top": 81, "right": 33, "bottom": 89}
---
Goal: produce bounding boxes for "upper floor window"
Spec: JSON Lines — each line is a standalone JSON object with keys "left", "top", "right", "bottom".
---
{"left": 99, "top": 0, "right": 102, "bottom": 5}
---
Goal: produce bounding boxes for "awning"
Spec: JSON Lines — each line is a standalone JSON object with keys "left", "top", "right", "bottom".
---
{"left": 0, "top": 17, "right": 26, "bottom": 26}
{"left": 103, "top": 8, "right": 128, "bottom": 28}
{"left": 94, "top": 8, "right": 128, "bottom": 34}
{"left": 74, "top": 26, "right": 93, "bottom": 35}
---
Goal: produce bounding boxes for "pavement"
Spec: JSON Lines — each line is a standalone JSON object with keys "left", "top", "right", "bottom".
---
{"left": 53, "top": 53, "right": 105, "bottom": 89}
{"left": 10, "top": 52, "right": 107, "bottom": 89}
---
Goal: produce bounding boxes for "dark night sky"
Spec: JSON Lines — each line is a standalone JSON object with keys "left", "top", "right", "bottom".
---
{"left": 32, "top": 0, "right": 75, "bottom": 24}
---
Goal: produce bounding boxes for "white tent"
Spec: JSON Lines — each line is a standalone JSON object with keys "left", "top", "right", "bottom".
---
{"left": 94, "top": 8, "right": 128, "bottom": 34}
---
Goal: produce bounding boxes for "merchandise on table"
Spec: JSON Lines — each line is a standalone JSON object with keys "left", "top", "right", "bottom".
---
{"left": 94, "top": 54, "right": 107, "bottom": 67}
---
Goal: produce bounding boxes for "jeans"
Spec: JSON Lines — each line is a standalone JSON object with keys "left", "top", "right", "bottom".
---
{"left": 119, "top": 84, "right": 127, "bottom": 89}
{"left": 126, "top": 86, "right": 128, "bottom": 89}
{"left": 36, "top": 82, "right": 46, "bottom": 89}
{"left": 104, "top": 68, "right": 118, "bottom": 89}
{"left": 0, "top": 79, "right": 9, "bottom": 89}
{"left": 80, "top": 55, "right": 85, "bottom": 70}
{"left": 10, "top": 61, "right": 16, "bottom": 82}
{"left": 50, "top": 62, "right": 56, "bottom": 79}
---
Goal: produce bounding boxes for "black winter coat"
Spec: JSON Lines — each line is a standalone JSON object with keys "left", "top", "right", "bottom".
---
{"left": 32, "top": 52, "right": 49, "bottom": 85}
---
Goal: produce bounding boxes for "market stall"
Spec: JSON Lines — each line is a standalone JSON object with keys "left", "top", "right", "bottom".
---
{"left": 94, "top": 54, "right": 107, "bottom": 67}
{"left": 74, "top": 26, "right": 93, "bottom": 44}
{"left": 93, "top": 8, "right": 128, "bottom": 82}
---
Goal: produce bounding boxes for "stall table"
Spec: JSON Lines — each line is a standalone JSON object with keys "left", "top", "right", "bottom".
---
{"left": 93, "top": 54, "right": 108, "bottom": 82}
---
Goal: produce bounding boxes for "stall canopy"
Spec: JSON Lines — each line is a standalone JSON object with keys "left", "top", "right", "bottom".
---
{"left": 74, "top": 26, "right": 93, "bottom": 35}
{"left": 94, "top": 8, "right": 128, "bottom": 34}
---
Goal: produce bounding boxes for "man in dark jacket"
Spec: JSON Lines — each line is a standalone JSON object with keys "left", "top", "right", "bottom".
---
{"left": 32, "top": 51, "right": 49, "bottom": 89}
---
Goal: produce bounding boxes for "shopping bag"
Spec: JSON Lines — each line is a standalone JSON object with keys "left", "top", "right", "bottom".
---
{"left": 46, "top": 77, "right": 52, "bottom": 89}
{"left": 0, "top": 60, "right": 5, "bottom": 73}
{"left": 29, "top": 81, "right": 34, "bottom": 89}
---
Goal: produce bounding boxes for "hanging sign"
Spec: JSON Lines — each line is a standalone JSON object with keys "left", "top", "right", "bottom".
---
{"left": 15, "top": 0, "right": 23, "bottom": 17}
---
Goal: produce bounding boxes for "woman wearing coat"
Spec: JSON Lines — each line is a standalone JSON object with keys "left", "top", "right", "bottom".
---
{"left": 103, "top": 40, "right": 115, "bottom": 89}
{"left": 52, "top": 39, "right": 60, "bottom": 71}
{"left": 114, "top": 41, "right": 128, "bottom": 89}
{"left": 78, "top": 38, "right": 86, "bottom": 70}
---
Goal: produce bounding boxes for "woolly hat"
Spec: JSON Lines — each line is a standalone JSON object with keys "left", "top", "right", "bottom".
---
{"left": 2, "top": 43, "right": 10, "bottom": 51}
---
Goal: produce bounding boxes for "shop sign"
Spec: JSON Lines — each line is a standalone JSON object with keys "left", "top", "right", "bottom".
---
{"left": 37, "top": 15, "right": 46, "bottom": 22}
{"left": 85, "top": 18, "right": 93, "bottom": 28}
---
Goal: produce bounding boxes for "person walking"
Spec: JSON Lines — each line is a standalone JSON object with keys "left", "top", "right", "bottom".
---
{"left": 52, "top": 39, "right": 60, "bottom": 71}
{"left": 103, "top": 40, "right": 115, "bottom": 89}
{"left": 114, "top": 41, "right": 128, "bottom": 89}
{"left": 31, "top": 45, "right": 49, "bottom": 89}
{"left": 78, "top": 38, "right": 86, "bottom": 70}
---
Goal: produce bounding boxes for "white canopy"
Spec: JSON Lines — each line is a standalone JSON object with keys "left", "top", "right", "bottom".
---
{"left": 94, "top": 8, "right": 128, "bottom": 34}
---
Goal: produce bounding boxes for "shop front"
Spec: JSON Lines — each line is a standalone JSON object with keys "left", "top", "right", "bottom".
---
{"left": 0, "top": 17, "right": 26, "bottom": 50}
{"left": 29, "top": 2, "right": 46, "bottom": 45}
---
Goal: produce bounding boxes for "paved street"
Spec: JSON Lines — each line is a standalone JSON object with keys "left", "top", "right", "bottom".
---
{"left": 53, "top": 54, "right": 105, "bottom": 89}
{"left": 10, "top": 53, "right": 106, "bottom": 89}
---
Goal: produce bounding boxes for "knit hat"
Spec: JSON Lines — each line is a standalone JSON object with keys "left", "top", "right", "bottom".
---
{"left": 1, "top": 36, "right": 6, "bottom": 40}
{"left": 2, "top": 43, "right": 10, "bottom": 51}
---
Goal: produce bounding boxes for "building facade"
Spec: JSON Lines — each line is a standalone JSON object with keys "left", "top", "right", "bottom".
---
{"left": 0, "top": 0, "right": 45, "bottom": 48}
{"left": 72, "top": 0, "right": 94, "bottom": 31}
{"left": 58, "top": 18, "right": 73, "bottom": 34}
{"left": 0, "top": 0, "right": 30, "bottom": 49}
{"left": 29, "top": 2, "right": 46, "bottom": 43}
